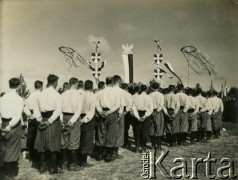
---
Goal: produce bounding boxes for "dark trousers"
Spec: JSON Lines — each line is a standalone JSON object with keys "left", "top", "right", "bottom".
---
{"left": 134, "top": 115, "right": 151, "bottom": 148}
{"left": 124, "top": 112, "right": 132, "bottom": 146}
{"left": 80, "top": 118, "right": 96, "bottom": 154}
{"left": 27, "top": 119, "right": 39, "bottom": 163}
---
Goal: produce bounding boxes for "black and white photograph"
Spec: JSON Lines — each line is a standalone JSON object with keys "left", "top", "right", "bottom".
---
{"left": 0, "top": 0, "right": 238, "bottom": 179}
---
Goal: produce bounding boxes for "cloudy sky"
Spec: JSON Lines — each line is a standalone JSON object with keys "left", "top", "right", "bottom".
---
{"left": 0, "top": 0, "right": 237, "bottom": 92}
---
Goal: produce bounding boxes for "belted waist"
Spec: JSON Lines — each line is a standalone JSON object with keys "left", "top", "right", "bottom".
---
{"left": 102, "top": 107, "right": 110, "bottom": 111}
{"left": 187, "top": 108, "right": 195, "bottom": 113}
{"left": 1, "top": 118, "right": 12, "bottom": 122}
{"left": 167, "top": 108, "right": 174, "bottom": 111}
{"left": 80, "top": 113, "right": 86, "bottom": 119}
{"left": 138, "top": 110, "right": 146, "bottom": 118}
{"left": 63, "top": 112, "right": 74, "bottom": 116}
{"left": 180, "top": 106, "right": 185, "bottom": 110}
{"left": 41, "top": 111, "right": 54, "bottom": 118}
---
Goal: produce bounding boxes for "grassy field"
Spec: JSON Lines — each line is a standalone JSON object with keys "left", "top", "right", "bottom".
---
{"left": 2, "top": 122, "right": 238, "bottom": 180}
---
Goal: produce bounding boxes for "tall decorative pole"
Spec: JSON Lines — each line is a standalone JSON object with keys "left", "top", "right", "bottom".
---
{"left": 122, "top": 44, "right": 134, "bottom": 83}
{"left": 153, "top": 40, "right": 164, "bottom": 81}
{"left": 187, "top": 44, "right": 190, "bottom": 87}
{"left": 91, "top": 41, "right": 106, "bottom": 84}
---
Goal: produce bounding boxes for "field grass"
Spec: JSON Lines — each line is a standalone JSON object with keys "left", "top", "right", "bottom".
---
{"left": 1, "top": 122, "right": 238, "bottom": 180}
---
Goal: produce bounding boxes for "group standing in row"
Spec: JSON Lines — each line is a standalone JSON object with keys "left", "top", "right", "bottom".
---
{"left": 0, "top": 74, "right": 224, "bottom": 177}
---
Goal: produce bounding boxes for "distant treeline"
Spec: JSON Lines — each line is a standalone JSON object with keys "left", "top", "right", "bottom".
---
{"left": 223, "top": 87, "right": 238, "bottom": 123}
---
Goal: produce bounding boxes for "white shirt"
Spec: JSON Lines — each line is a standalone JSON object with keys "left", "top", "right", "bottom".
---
{"left": 81, "top": 91, "right": 96, "bottom": 123}
{"left": 211, "top": 96, "right": 224, "bottom": 113}
{"left": 176, "top": 92, "right": 190, "bottom": 113}
{"left": 96, "top": 86, "right": 120, "bottom": 114}
{"left": 0, "top": 90, "right": 24, "bottom": 127}
{"left": 24, "top": 91, "right": 41, "bottom": 119}
{"left": 61, "top": 88, "right": 82, "bottom": 124}
{"left": 37, "top": 86, "right": 61, "bottom": 124}
{"left": 206, "top": 98, "right": 213, "bottom": 115}
{"left": 78, "top": 89, "right": 85, "bottom": 96}
{"left": 188, "top": 95, "right": 199, "bottom": 114}
{"left": 150, "top": 91, "right": 165, "bottom": 112}
{"left": 124, "top": 91, "right": 133, "bottom": 112}
{"left": 164, "top": 92, "right": 180, "bottom": 114}
{"left": 131, "top": 93, "right": 139, "bottom": 116}
{"left": 196, "top": 95, "right": 207, "bottom": 112}
{"left": 113, "top": 86, "right": 126, "bottom": 115}
{"left": 133, "top": 92, "right": 153, "bottom": 119}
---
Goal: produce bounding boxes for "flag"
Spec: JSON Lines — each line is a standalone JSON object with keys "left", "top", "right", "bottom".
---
{"left": 221, "top": 84, "right": 224, "bottom": 99}
{"left": 224, "top": 81, "right": 227, "bottom": 98}
{"left": 122, "top": 44, "right": 134, "bottom": 83}
{"left": 154, "top": 54, "right": 163, "bottom": 67}
{"left": 91, "top": 52, "right": 101, "bottom": 63}
{"left": 164, "top": 62, "right": 183, "bottom": 84}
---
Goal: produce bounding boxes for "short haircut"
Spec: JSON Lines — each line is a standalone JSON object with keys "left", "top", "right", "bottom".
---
{"left": 213, "top": 90, "right": 218, "bottom": 96}
{"left": 133, "top": 85, "right": 140, "bottom": 93}
{"left": 186, "top": 88, "right": 193, "bottom": 95}
{"left": 84, "top": 80, "right": 93, "bottom": 90}
{"left": 9, "top": 78, "right": 20, "bottom": 89}
{"left": 177, "top": 83, "right": 184, "bottom": 91}
{"left": 151, "top": 82, "right": 160, "bottom": 90}
{"left": 120, "top": 83, "right": 128, "bottom": 90}
{"left": 168, "top": 85, "right": 175, "bottom": 92}
{"left": 78, "top": 80, "right": 84, "bottom": 89}
{"left": 63, "top": 82, "right": 69, "bottom": 90}
{"left": 140, "top": 84, "right": 147, "bottom": 92}
{"left": 47, "top": 74, "right": 59, "bottom": 85}
{"left": 202, "top": 91, "right": 207, "bottom": 97}
{"left": 106, "top": 77, "right": 113, "bottom": 85}
{"left": 34, "top": 80, "right": 43, "bottom": 89}
{"left": 69, "top": 77, "right": 78, "bottom": 86}
{"left": 197, "top": 87, "right": 202, "bottom": 94}
{"left": 98, "top": 81, "right": 105, "bottom": 90}
{"left": 113, "top": 75, "right": 121, "bottom": 84}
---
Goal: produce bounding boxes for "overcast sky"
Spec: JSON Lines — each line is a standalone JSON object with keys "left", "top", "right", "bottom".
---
{"left": 0, "top": 0, "right": 237, "bottom": 92}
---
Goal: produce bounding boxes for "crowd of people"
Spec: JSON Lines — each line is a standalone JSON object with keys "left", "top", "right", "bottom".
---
{"left": 0, "top": 74, "right": 224, "bottom": 178}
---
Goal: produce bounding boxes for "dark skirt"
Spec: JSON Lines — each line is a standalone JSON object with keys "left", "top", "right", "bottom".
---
{"left": 150, "top": 110, "right": 164, "bottom": 136}
{"left": 197, "top": 112, "right": 207, "bottom": 129}
{"left": 61, "top": 114, "right": 81, "bottom": 150}
{"left": 34, "top": 113, "right": 62, "bottom": 152}
{"left": 206, "top": 113, "right": 212, "bottom": 131}
{"left": 165, "top": 109, "right": 179, "bottom": 133}
{"left": 211, "top": 110, "right": 222, "bottom": 131}
{"left": 1, "top": 119, "right": 22, "bottom": 162}
{"left": 80, "top": 118, "right": 96, "bottom": 154}
{"left": 188, "top": 112, "right": 197, "bottom": 132}
{"left": 95, "top": 111, "right": 118, "bottom": 147}
{"left": 177, "top": 110, "right": 188, "bottom": 133}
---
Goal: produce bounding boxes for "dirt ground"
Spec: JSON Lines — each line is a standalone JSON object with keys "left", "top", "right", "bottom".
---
{"left": 1, "top": 122, "right": 238, "bottom": 180}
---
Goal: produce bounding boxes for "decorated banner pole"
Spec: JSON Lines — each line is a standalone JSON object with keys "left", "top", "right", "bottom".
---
{"left": 91, "top": 41, "right": 106, "bottom": 84}
{"left": 153, "top": 40, "right": 163, "bottom": 81}
{"left": 187, "top": 45, "right": 191, "bottom": 87}
{"left": 152, "top": 40, "right": 174, "bottom": 82}
{"left": 122, "top": 44, "right": 133, "bottom": 83}
{"left": 181, "top": 44, "right": 217, "bottom": 87}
